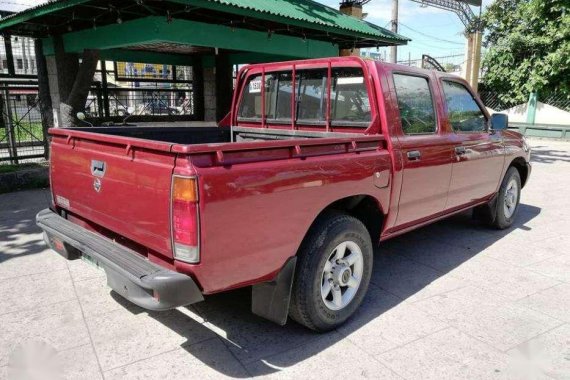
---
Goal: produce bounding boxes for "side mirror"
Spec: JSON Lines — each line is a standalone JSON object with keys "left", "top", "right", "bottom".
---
{"left": 490, "top": 113, "right": 508, "bottom": 131}
{"left": 76, "top": 112, "right": 86, "bottom": 120}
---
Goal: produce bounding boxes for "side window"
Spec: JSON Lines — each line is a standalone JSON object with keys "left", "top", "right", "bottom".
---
{"left": 297, "top": 69, "right": 327, "bottom": 123}
{"left": 393, "top": 74, "right": 437, "bottom": 134}
{"left": 331, "top": 67, "right": 371, "bottom": 125}
{"left": 442, "top": 80, "right": 486, "bottom": 133}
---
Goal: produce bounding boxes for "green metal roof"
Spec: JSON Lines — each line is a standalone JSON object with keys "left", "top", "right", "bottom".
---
{"left": 0, "top": 0, "right": 409, "bottom": 45}
{"left": 0, "top": 0, "right": 88, "bottom": 30}
{"left": 176, "top": 0, "right": 409, "bottom": 42}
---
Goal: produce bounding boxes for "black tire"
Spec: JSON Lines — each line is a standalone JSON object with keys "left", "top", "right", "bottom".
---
{"left": 289, "top": 212, "right": 373, "bottom": 332}
{"left": 480, "top": 167, "right": 522, "bottom": 229}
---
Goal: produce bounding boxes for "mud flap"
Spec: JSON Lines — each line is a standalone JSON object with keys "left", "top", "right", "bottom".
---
{"left": 251, "top": 257, "right": 297, "bottom": 325}
{"left": 473, "top": 193, "right": 499, "bottom": 223}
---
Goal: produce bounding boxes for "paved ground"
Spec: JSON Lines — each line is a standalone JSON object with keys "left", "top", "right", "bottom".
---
{"left": 0, "top": 138, "right": 569, "bottom": 380}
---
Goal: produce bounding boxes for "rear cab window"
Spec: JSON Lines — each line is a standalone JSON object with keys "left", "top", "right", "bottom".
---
{"left": 237, "top": 64, "right": 374, "bottom": 131}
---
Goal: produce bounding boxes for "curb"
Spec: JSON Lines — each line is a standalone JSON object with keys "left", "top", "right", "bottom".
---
{"left": 0, "top": 166, "right": 49, "bottom": 194}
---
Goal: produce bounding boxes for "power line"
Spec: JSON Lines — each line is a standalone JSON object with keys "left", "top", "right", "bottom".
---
{"left": 399, "top": 22, "right": 465, "bottom": 46}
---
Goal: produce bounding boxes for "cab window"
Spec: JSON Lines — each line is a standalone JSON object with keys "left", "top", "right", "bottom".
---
{"left": 442, "top": 80, "right": 486, "bottom": 133}
{"left": 238, "top": 66, "right": 373, "bottom": 127}
{"left": 297, "top": 69, "right": 328, "bottom": 123}
{"left": 238, "top": 74, "right": 275, "bottom": 120}
{"left": 393, "top": 74, "right": 437, "bottom": 135}
{"left": 331, "top": 67, "right": 371, "bottom": 125}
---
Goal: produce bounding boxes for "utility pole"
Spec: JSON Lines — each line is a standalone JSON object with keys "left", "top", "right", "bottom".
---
{"left": 469, "top": 5, "right": 483, "bottom": 93}
{"left": 390, "top": 0, "right": 399, "bottom": 63}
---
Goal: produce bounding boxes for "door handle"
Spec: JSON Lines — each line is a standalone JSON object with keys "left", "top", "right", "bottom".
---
{"left": 407, "top": 150, "right": 421, "bottom": 160}
{"left": 455, "top": 146, "right": 466, "bottom": 155}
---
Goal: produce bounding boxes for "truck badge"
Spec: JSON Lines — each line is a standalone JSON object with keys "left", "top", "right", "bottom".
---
{"left": 93, "top": 178, "right": 102, "bottom": 192}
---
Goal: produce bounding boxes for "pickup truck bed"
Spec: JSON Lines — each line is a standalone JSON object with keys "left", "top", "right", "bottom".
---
{"left": 63, "top": 125, "right": 365, "bottom": 144}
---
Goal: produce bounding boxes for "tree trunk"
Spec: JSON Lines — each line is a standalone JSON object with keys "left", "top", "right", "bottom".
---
{"left": 59, "top": 49, "right": 99, "bottom": 127}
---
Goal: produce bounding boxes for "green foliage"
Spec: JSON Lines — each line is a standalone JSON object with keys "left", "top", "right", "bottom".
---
{"left": 0, "top": 122, "right": 44, "bottom": 142}
{"left": 481, "top": 0, "right": 570, "bottom": 103}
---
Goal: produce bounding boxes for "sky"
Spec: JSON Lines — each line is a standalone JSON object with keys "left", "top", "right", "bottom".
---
{"left": 318, "top": 0, "right": 494, "bottom": 63}
{"left": 1, "top": 0, "right": 493, "bottom": 62}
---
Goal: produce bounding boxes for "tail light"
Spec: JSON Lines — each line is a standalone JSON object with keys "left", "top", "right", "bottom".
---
{"left": 171, "top": 175, "right": 200, "bottom": 263}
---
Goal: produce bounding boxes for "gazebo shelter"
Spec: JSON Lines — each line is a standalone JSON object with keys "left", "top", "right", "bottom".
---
{"left": 0, "top": 0, "right": 408, "bottom": 127}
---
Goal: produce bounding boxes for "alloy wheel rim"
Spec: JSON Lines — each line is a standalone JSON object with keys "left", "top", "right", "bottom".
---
{"left": 320, "top": 241, "right": 364, "bottom": 311}
{"left": 503, "top": 178, "right": 519, "bottom": 218}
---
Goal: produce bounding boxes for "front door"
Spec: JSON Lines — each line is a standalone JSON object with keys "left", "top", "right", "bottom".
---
{"left": 441, "top": 80, "right": 505, "bottom": 210}
{"left": 391, "top": 73, "right": 455, "bottom": 228}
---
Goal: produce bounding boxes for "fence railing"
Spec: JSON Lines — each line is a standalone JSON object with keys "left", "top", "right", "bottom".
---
{"left": 86, "top": 86, "right": 194, "bottom": 120}
{"left": 539, "top": 93, "right": 570, "bottom": 113}
{"left": 0, "top": 84, "right": 47, "bottom": 165}
{"left": 479, "top": 91, "right": 570, "bottom": 114}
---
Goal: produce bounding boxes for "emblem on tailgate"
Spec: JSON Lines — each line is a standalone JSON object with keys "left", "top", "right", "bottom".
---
{"left": 91, "top": 160, "right": 105, "bottom": 193}
{"left": 93, "top": 178, "right": 102, "bottom": 193}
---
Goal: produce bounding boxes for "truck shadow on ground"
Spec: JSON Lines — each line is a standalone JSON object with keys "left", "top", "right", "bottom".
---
{"left": 113, "top": 203, "right": 541, "bottom": 377}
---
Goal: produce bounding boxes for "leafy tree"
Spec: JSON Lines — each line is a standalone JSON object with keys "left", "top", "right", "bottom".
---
{"left": 481, "top": 0, "right": 570, "bottom": 103}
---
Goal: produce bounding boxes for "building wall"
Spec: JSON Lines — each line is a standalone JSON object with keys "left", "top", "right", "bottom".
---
{"left": 0, "top": 35, "right": 36, "bottom": 75}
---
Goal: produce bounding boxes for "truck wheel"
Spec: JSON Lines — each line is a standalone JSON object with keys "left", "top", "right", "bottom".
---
{"left": 487, "top": 167, "right": 522, "bottom": 229}
{"left": 289, "top": 213, "right": 373, "bottom": 331}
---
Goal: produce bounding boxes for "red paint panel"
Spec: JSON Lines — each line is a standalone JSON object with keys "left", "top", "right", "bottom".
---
{"left": 186, "top": 149, "right": 392, "bottom": 293}
{"left": 446, "top": 133, "right": 506, "bottom": 209}
{"left": 394, "top": 137, "right": 454, "bottom": 226}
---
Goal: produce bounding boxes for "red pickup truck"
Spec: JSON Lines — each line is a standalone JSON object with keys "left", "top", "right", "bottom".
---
{"left": 37, "top": 57, "right": 531, "bottom": 331}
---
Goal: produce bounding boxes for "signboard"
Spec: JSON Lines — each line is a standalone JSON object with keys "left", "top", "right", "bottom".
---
{"left": 115, "top": 62, "right": 173, "bottom": 81}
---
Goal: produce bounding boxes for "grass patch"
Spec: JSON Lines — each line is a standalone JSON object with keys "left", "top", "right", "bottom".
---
{"left": 0, "top": 122, "right": 45, "bottom": 143}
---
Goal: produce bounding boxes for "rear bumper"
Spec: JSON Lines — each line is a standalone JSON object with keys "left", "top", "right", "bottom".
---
{"left": 36, "top": 209, "right": 204, "bottom": 311}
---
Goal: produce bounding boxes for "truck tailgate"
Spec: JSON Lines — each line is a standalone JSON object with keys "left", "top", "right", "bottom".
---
{"left": 49, "top": 129, "right": 176, "bottom": 257}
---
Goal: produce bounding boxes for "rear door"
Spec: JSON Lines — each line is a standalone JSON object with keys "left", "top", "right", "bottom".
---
{"left": 390, "top": 72, "right": 455, "bottom": 227}
{"left": 440, "top": 79, "right": 505, "bottom": 209}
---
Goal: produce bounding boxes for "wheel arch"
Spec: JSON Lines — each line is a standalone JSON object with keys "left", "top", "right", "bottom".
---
{"left": 302, "top": 194, "right": 385, "bottom": 249}
{"left": 509, "top": 157, "right": 529, "bottom": 188}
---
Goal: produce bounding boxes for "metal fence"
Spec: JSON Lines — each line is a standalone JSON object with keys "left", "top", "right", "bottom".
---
{"left": 0, "top": 84, "right": 46, "bottom": 165}
{"left": 539, "top": 93, "right": 570, "bottom": 113}
{"left": 0, "top": 51, "right": 197, "bottom": 165}
{"left": 84, "top": 61, "right": 195, "bottom": 122}
{"left": 478, "top": 91, "right": 519, "bottom": 112}
{"left": 479, "top": 91, "right": 570, "bottom": 113}
{"left": 86, "top": 86, "right": 194, "bottom": 120}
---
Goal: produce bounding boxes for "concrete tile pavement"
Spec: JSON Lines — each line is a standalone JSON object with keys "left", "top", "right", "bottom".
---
{"left": 0, "top": 138, "right": 568, "bottom": 379}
